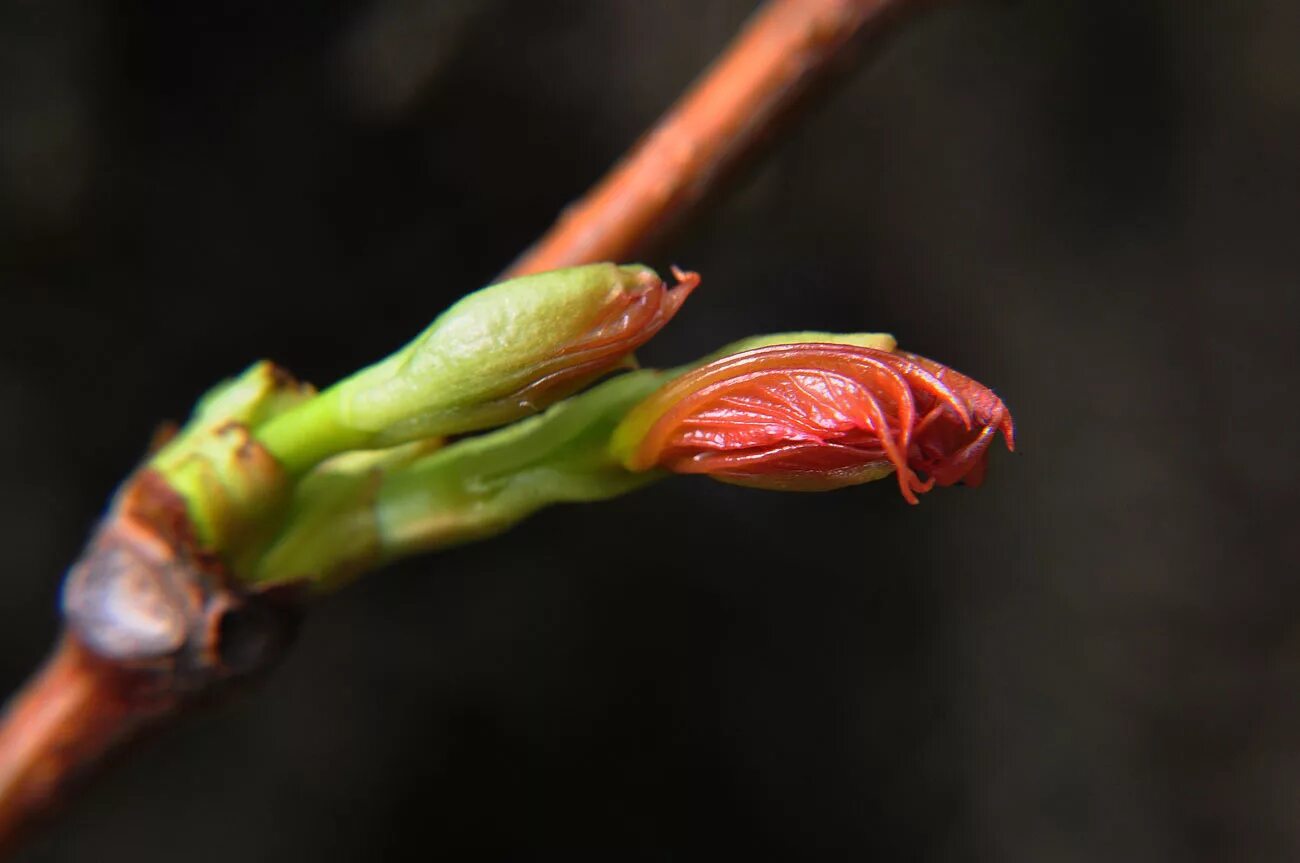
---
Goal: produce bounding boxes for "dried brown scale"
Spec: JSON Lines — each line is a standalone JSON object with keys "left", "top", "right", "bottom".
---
{"left": 0, "top": 467, "right": 300, "bottom": 853}
{"left": 62, "top": 468, "right": 298, "bottom": 685}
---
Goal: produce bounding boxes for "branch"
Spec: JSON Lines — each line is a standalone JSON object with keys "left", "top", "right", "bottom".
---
{"left": 0, "top": 471, "right": 296, "bottom": 857}
{"left": 0, "top": 0, "right": 927, "bottom": 855}
{"left": 0, "top": 638, "right": 163, "bottom": 856}
{"left": 505, "top": 0, "right": 918, "bottom": 277}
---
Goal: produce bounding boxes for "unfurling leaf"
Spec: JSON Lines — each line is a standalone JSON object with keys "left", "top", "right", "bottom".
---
{"left": 612, "top": 343, "right": 1015, "bottom": 503}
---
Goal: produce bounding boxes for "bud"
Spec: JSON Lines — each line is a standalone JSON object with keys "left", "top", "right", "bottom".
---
{"left": 251, "top": 369, "right": 671, "bottom": 588}
{"left": 612, "top": 343, "right": 1015, "bottom": 504}
{"left": 257, "top": 263, "right": 697, "bottom": 474}
{"left": 179, "top": 360, "right": 318, "bottom": 433}
{"left": 150, "top": 361, "right": 315, "bottom": 552}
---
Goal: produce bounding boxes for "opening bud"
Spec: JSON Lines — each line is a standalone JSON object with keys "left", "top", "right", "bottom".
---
{"left": 259, "top": 263, "right": 697, "bottom": 474}
{"left": 613, "top": 343, "right": 1015, "bottom": 504}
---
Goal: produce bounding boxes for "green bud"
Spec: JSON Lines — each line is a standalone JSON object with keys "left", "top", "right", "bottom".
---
{"left": 149, "top": 361, "right": 315, "bottom": 554}
{"left": 251, "top": 370, "right": 668, "bottom": 588}
{"left": 247, "top": 441, "right": 439, "bottom": 588}
{"left": 257, "top": 263, "right": 697, "bottom": 475}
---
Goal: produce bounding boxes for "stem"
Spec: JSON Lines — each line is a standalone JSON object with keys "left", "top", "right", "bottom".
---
{"left": 257, "top": 389, "right": 372, "bottom": 477}
{"left": 0, "top": 637, "right": 170, "bottom": 856}
{"left": 251, "top": 371, "right": 669, "bottom": 589}
{"left": 505, "top": 0, "right": 918, "bottom": 277}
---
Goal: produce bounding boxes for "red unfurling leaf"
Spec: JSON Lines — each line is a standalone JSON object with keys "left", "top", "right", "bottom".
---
{"left": 620, "top": 343, "right": 1015, "bottom": 503}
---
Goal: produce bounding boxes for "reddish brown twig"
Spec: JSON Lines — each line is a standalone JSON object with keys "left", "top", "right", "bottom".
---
{"left": 506, "top": 0, "right": 917, "bottom": 277}
{"left": 0, "top": 0, "right": 926, "bottom": 855}
{"left": 0, "top": 471, "right": 295, "bottom": 856}
{"left": 0, "top": 637, "right": 167, "bottom": 856}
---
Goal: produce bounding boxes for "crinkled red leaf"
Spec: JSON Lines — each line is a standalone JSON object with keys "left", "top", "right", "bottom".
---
{"left": 624, "top": 343, "right": 1014, "bottom": 503}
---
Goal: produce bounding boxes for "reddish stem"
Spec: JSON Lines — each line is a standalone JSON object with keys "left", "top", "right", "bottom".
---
{"left": 0, "top": 636, "right": 169, "bottom": 855}
{"left": 506, "top": 0, "right": 917, "bottom": 277}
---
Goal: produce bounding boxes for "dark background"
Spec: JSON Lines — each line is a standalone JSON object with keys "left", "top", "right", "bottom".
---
{"left": 2, "top": 0, "right": 1298, "bottom": 859}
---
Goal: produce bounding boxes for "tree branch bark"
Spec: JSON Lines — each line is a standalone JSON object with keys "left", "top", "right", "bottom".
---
{"left": 505, "top": 0, "right": 918, "bottom": 277}
{"left": 0, "top": 637, "right": 167, "bottom": 857}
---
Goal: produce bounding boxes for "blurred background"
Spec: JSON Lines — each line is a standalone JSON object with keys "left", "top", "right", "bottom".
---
{"left": 2, "top": 0, "right": 1298, "bottom": 859}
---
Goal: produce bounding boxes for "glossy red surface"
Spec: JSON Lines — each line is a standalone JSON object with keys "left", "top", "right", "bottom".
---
{"left": 626, "top": 343, "right": 1015, "bottom": 503}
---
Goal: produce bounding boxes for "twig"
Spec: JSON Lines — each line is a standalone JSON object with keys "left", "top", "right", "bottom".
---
{"left": 0, "top": 638, "right": 165, "bottom": 856}
{"left": 0, "top": 471, "right": 294, "bottom": 856}
{"left": 0, "top": 0, "right": 925, "bottom": 855}
{"left": 506, "top": 0, "right": 916, "bottom": 277}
